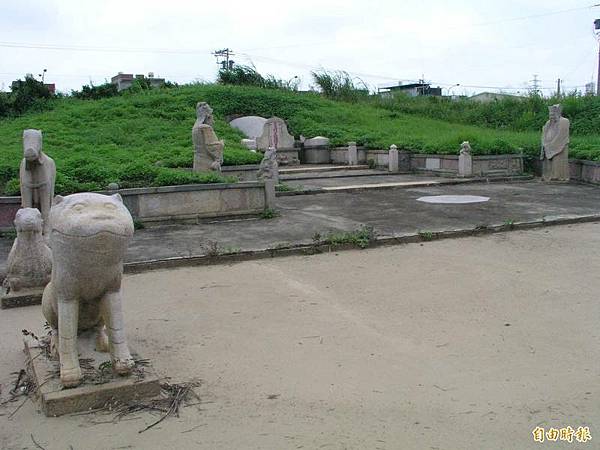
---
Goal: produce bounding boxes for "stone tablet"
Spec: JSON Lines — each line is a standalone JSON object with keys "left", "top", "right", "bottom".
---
{"left": 42, "top": 193, "right": 135, "bottom": 388}
{"left": 256, "top": 117, "right": 295, "bottom": 151}
{"left": 230, "top": 116, "right": 268, "bottom": 139}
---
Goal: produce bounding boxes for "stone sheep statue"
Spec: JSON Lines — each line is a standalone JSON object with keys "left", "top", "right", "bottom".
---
{"left": 42, "top": 193, "right": 135, "bottom": 388}
{"left": 3, "top": 208, "right": 52, "bottom": 293}
{"left": 20, "top": 129, "right": 56, "bottom": 237}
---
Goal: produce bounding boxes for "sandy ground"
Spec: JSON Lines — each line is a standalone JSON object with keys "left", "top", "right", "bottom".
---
{"left": 1, "top": 223, "right": 599, "bottom": 449}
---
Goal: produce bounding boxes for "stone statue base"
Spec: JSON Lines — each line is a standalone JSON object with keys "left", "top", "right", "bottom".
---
{"left": 1, "top": 286, "right": 44, "bottom": 309}
{"left": 542, "top": 149, "right": 569, "bottom": 181}
{"left": 24, "top": 332, "right": 160, "bottom": 417}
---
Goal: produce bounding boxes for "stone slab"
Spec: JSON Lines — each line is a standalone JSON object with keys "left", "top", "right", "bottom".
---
{"left": 24, "top": 334, "right": 160, "bottom": 417}
{"left": 1, "top": 287, "right": 44, "bottom": 309}
{"left": 425, "top": 158, "right": 441, "bottom": 170}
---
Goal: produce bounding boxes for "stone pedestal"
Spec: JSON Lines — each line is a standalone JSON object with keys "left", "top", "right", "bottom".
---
{"left": 264, "top": 178, "right": 277, "bottom": 209}
{"left": 458, "top": 152, "right": 473, "bottom": 177}
{"left": 304, "top": 137, "right": 331, "bottom": 164}
{"left": 1, "top": 286, "right": 43, "bottom": 309}
{"left": 24, "top": 333, "right": 160, "bottom": 417}
{"left": 389, "top": 145, "right": 399, "bottom": 172}
{"left": 348, "top": 142, "right": 358, "bottom": 166}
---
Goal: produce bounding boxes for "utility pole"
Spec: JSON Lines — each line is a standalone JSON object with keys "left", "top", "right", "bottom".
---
{"left": 213, "top": 48, "right": 235, "bottom": 71}
{"left": 556, "top": 78, "right": 561, "bottom": 97}
{"left": 530, "top": 74, "right": 541, "bottom": 96}
{"left": 595, "top": 19, "right": 600, "bottom": 96}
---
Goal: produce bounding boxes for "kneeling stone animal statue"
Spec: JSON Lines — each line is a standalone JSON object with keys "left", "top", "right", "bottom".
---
{"left": 42, "top": 193, "right": 135, "bottom": 387}
{"left": 4, "top": 208, "right": 52, "bottom": 292}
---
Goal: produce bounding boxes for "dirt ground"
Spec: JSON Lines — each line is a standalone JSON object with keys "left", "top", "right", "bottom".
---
{"left": 1, "top": 223, "right": 599, "bottom": 449}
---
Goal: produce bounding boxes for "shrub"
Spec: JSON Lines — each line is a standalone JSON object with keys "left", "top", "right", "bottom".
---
{"left": 4, "top": 178, "right": 20, "bottom": 196}
{"left": 0, "top": 75, "right": 53, "bottom": 118}
{"left": 72, "top": 82, "right": 119, "bottom": 100}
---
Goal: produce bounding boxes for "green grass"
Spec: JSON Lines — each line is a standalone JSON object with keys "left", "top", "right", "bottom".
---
{"left": 1, "top": 83, "right": 599, "bottom": 195}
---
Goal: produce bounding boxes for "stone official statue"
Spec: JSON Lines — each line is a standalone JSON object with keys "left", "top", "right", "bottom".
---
{"left": 540, "top": 105, "right": 570, "bottom": 181}
{"left": 20, "top": 129, "right": 56, "bottom": 236}
{"left": 192, "top": 102, "right": 223, "bottom": 172}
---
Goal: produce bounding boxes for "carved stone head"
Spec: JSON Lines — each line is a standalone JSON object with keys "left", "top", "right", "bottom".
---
{"left": 549, "top": 104, "right": 562, "bottom": 122}
{"left": 196, "top": 102, "right": 214, "bottom": 126}
{"left": 460, "top": 141, "right": 472, "bottom": 155}
{"left": 23, "top": 129, "right": 43, "bottom": 162}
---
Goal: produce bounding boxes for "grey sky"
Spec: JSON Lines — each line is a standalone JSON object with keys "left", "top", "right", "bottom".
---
{"left": 1, "top": 0, "right": 599, "bottom": 95}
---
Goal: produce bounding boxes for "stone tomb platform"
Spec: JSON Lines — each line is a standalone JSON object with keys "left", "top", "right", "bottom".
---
{"left": 1, "top": 286, "right": 45, "bottom": 309}
{"left": 24, "top": 333, "right": 160, "bottom": 417}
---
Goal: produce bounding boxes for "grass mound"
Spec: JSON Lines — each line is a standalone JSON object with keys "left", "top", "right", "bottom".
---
{"left": 0, "top": 83, "right": 598, "bottom": 195}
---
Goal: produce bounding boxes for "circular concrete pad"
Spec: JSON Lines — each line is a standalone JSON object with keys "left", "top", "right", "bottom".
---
{"left": 417, "top": 195, "right": 490, "bottom": 204}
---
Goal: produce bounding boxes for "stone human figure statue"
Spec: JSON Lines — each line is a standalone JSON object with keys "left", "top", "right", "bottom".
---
{"left": 192, "top": 102, "right": 223, "bottom": 172}
{"left": 42, "top": 193, "right": 135, "bottom": 388}
{"left": 257, "top": 147, "right": 279, "bottom": 183}
{"left": 19, "top": 129, "right": 56, "bottom": 236}
{"left": 458, "top": 141, "right": 473, "bottom": 177}
{"left": 540, "top": 104, "right": 570, "bottom": 181}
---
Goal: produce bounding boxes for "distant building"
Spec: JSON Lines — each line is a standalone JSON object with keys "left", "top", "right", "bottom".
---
{"left": 378, "top": 82, "right": 442, "bottom": 98}
{"left": 111, "top": 72, "right": 165, "bottom": 92}
{"left": 10, "top": 78, "right": 56, "bottom": 95}
{"left": 469, "top": 92, "right": 524, "bottom": 103}
{"left": 44, "top": 83, "right": 56, "bottom": 95}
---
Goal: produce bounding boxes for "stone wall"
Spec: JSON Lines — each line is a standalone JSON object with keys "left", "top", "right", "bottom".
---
{"left": 0, "top": 182, "right": 273, "bottom": 230}
{"left": 330, "top": 145, "right": 524, "bottom": 175}
{"left": 222, "top": 164, "right": 260, "bottom": 181}
{"left": 570, "top": 159, "right": 600, "bottom": 184}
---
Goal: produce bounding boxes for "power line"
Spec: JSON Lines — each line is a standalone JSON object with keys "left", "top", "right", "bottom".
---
{"left": 243, "top": 4, "right": 600, "bottom": 53}
{"left": 0, "top": 40, "right": 213, "bottom": 55}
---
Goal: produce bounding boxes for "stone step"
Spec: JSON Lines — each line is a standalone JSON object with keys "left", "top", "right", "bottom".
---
{"left": 280, "top": 169, "right": 407, "bottom": 181}
{"left": 279, "top": 165, "right": 369, "bottom": 174}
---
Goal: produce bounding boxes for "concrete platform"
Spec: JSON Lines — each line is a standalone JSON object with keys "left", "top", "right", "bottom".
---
{"left": 2, "top": 180, "right": 600, "bottom": 276}
{"left": 24, "top": 334, "right": 160, "bottom": 417}
{"left": 1, "top": 287, "right": 44, "bottom": 309}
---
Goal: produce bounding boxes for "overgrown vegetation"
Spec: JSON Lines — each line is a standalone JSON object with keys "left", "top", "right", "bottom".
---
{"left": 217, "top": 65, "right": 300, "bottom": 91}
{"left": 1, "top": 80, "right": 599, "bottom": 195}
{"left": 311, "top": 70, "right": 369, "bottom": 102}
{"left": 377, "top": 93, "right": 600, "bottom": 136}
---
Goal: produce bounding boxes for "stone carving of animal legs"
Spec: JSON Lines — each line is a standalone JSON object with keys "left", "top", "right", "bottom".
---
{"left": 38, "top": 187, "right": 52, "bottom": 236}
{"left": 57, "top": 297, "right": 83, "bottom": 387}
{"left": 99, "top": 290, "right": 134, "bottom": 375}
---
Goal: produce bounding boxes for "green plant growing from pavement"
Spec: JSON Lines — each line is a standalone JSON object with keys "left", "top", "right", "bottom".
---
{"left": 324, "top": 225, "right": 375, "bottom": 249}
{"left": 260, "top": 207, "right": 278, "bottom": 219}
{"left": 418, "top": 231, "right": 435, "bottom": 241}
